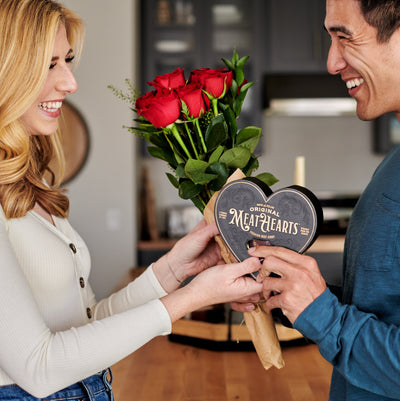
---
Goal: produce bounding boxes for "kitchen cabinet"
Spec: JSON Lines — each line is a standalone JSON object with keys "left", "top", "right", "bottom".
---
{"left": 140, "top": 0, "right": 334, "bottom": 133}
{"left": 264, "top": 0, "right": 330, "bottom": 73}
{"left": 140, "top": 0, "right": 266, "bottom": 128}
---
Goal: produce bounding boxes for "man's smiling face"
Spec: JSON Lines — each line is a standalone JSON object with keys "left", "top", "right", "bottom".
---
{"left": 325, "top": 0, "right": 400, "bottom": 121}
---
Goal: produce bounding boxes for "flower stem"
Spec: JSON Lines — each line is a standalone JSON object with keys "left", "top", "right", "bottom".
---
{"left": 212, "top": 98, "right": 219, "bottom": 116}
{"left": 196, "top": 195, "right": 207, "bottom": 212}
{"left": 194, "top": 119, "right": 207, "bottom": 154}
{"left": 164, "top": 131, "right": 178, "bottom": 156}
{"left": 184, "top": 122, "right": 199, "bottom": 159}
{"left": 170, "top": 124, "right": 191, "bottom": 159}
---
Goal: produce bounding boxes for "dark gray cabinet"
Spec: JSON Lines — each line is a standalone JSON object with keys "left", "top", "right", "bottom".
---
{"left": 140, "top": 0, "right": 266, "bottom": 127}
{"left": 265, "top": 0, "right": 330, "bottom": 73}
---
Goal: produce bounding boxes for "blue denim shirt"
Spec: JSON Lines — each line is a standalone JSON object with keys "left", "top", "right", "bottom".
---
{"left": 294, "top": 145, "right": 400, "bottom": 400}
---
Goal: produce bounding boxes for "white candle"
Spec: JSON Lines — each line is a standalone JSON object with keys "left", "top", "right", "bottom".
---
{"left": 294, "top": 156, "right": 305, "bottom": 186}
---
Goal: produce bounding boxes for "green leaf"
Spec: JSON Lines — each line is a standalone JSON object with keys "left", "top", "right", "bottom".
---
{"left": 175, "top": 153, "right": 185, "bottom": 164}
{"left": 205, "top": 114, "right": 228, "bottom": 150}
{"left": 175, "top": 163, "right": 186, "bottom": 178}
{"left": 235, "top": 69, "right": 244, "bottom": 86}
{"left": 185, "top": 158, "right": 218, "bottom": 185}
{"left": 148, "top": 133, "right": 171, "bottom": 149}
{"left": 232, "top": 49, "right": 239, "bottom": 64}
{"left": 209, "top": 145, "right": 225, "bottom": 164}
{"left": 219, "top": 147, "right": 252, "bottom": 169}
{"left": 236, "top": 126, "right": 262, "bottom": 152}
{"left": 166, "top": 173, "right": 179, "bottom": 188}
{"left": 230, "top": 80, "right": 238, "bottom": 97}
{"left": 219, "top": 104, "right": 237, "bottom": 141}
{"left": 147, "top": 146, "right": 177, "bottom": 166}
{"left": 256, "top": 172, "right": 279, "bottom": 187}
{"left": 207, "top": 162, "right": 229, "bottom": 191}
{"left": 179, "top": 179, "right": 203, "bottom": 199}
{"left": 221, "top": 57, "right": 234, "bottom": 70}
{"left": 233, "top": 91, "right": 247, "bottom": 116}
{"left": 237, "top": 55, "right": 249, "bottom": 69}
{"left": 240, "top": 81, "right": 254, "bottom": 93}
{"left": 243, "top": 155, "right": 259, "bottom": 176}
{"left": 190, "top": 196, "right": 206, "bottom": 213}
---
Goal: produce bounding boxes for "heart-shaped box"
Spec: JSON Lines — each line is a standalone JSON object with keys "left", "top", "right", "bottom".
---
{"left": 214, "top": 178, "right": 323, "bottom": 277}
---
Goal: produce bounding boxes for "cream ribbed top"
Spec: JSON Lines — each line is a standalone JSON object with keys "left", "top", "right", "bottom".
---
{"left": 0, "top": 206, "right": 171, "bottom": 398}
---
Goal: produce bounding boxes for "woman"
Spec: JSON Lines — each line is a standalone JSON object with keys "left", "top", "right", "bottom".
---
{"left": 0, "top": 1, "right": 263, "bottom": 400}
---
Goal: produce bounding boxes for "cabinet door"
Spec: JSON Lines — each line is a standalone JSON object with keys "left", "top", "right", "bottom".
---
{"left": 204, "top": 0, "right": 264, "bottom": 127}
{"left": 140, "top": 0, "right": 202, "bottom": 93}
{"left": 266, "top": 0, "right": 329, "bottom": 73}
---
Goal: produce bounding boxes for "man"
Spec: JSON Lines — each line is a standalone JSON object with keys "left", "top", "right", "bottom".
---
{"left": 234, "top": 1, "right": 400, "bottom": 400}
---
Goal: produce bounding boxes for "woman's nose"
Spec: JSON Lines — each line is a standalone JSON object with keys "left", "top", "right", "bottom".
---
{"left": 57, "top": 66, "right": 78, "bottom": 94}
{"left": 326, "top": 40, "right": 347, "bottom": 75}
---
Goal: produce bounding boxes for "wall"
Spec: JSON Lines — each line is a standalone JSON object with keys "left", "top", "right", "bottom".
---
{"left": 258, "top": 113, "right": 385, "bottom": 194}
{"left": 61, "top": 0, "right": 140, "bottom": 298}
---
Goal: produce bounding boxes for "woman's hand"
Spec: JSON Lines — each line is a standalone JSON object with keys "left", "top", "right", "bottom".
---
{"left": 230, "top": 293, "right": 263, "bottom": 313}
{"left": 161, "top": 256, "right": 263, "bottom": 322}
{"left": 249, "top": 246, "right": 327, "bottom": 323}
{"left": 153, "top": 220, "right": 222, "bottom": 292}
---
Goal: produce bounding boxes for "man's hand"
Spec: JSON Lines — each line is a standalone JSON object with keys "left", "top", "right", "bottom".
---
{"left": 249, "top": 246, "right": 327, "bottom": 323}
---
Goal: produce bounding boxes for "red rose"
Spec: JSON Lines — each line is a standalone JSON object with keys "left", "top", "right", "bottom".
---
{"left": 189, "top": 68, "right": 233, "bottom": 98}
{"left": 176, "top": 82, "right": 210, "bottom": 118}
{"left": 147, "top": 67, "right": 186, "bottom": 91}
{"left": 135, "top": 89, "right": 181, "bottom": 128}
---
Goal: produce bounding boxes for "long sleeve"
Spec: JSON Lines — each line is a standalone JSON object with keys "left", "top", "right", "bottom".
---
{"left": 294, "top": 289, "right": 400, "bottom": 399}
{"left": 91, "top": 264, "right": 168, "bottom": 319}
{"left": 0, "top": 209, "right": 171, "bottom": 398}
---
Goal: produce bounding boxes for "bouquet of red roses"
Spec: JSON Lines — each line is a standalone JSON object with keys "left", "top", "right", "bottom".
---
{"left": 109, "top": 50, "right": 277, "bottom": 212}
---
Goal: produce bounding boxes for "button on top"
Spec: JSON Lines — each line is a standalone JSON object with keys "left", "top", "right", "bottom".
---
{"left": 86, "top": 307, "right": 92, "bottom": 319}
{"left": 79, "top": 277, "right": 85, "bottom": 288}
{"left": 69, "top": 243, "right": 77, "bottom": 254}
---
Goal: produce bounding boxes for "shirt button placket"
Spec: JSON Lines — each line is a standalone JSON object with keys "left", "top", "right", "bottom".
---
{"left": 69, "top": 243, "right": 91, "bottom": 320}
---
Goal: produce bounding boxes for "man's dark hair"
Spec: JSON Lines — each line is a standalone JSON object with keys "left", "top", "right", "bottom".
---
{"left": 358, "top": 0, "right": 400, "bottom": 42}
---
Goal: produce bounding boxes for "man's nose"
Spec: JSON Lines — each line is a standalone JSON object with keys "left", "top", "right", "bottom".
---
{"left": 326, "top": 41, "right": 347, "bottom": 75}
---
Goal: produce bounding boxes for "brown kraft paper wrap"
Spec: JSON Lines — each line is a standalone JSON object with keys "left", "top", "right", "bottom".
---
{"left": 203, "top": 169, "right": 285, "bottom": 370}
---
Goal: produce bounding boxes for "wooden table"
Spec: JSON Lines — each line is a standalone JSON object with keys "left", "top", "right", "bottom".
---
{"left": 111, "top": 336, "right": 332, "bottom": 401}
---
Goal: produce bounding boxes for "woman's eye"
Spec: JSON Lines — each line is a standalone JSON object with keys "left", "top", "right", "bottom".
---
{"left": 49, "top": 63, "right": 56, "bottom": 70}
{"left": 66, "top": 55, "right": 75, "bottom": 64}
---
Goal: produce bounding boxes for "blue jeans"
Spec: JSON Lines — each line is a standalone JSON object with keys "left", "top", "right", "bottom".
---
{"left": 0, "top": 369, "right": 114, "bottom": 401}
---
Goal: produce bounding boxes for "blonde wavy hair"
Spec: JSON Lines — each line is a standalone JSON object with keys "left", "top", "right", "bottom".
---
{"left": 0, "top": 0, "right": 84, "bottom": 219}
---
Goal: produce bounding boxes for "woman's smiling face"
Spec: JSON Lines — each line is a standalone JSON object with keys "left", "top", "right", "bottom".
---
{"left": 20, "top": 23, "right": 78, "bottom": 136}
{"left": 325, "top": 0, "right": 400, "bottom": 121}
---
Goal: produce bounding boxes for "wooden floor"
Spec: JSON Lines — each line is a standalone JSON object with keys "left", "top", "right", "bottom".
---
{"left": 111, "top": 336, "right": 332, "bottom": 401}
